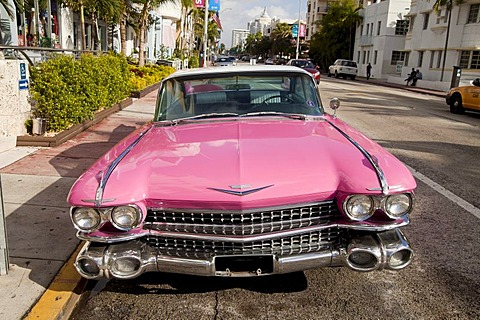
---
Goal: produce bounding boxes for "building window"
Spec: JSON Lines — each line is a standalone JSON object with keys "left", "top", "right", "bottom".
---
{"left": 437, "top": 51, "right": 442, "bottom": 68}
{"left": 374, "top": 50, "right": 378, "bottom": 64}
{"left": 370, "top": 23, "right": 374, "bottom": 36}
{"left": 472, "top": 51, "right": 480, "bottom": 69}
{"left": 395, "top": 20, "right": 409, "bottom": 35}
{"left": 409, "top": 16, "right": 415, "bottom": 31}
{"left": 467, "top": 4, "right": 480, "bottom": 23}
{"left": 377, "top": 21, "right": 381, "bottom": 35}
{"left": 363, "top": 51, "right": 366, "bottom": 64}
{"left": 459, "top": 50, "right": 480, "bottom": 69}
{"left": 391, "top": 51, "right": 407, "bottom": 65}
{"left": 459, "top": 51, "right": 470, "bottom": 68}
{"left": 366, "top": 24, "right": 369, "bottom": 35}
{"left": 357, "top": 51, "right": 361, "bottom": 63}
{"left": 418, "top": 51, "right": 424, "bottom": 67}
{"left": 423, "top": 13, "right": 430, "bottom": 30}
{"left": 429, "top": 51, "right": 435, "bottom": 68}
{"left": 367, "top": 50, "right": 370, "bottom": 63}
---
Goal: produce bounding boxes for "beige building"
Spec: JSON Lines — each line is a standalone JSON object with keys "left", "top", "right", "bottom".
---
{"left": 306, "top": 0, "right": 331, "bottom": 41}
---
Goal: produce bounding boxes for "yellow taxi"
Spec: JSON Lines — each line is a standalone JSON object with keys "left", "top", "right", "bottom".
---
{"left": 446, "top": 78, "right": 480, "bottom": 114}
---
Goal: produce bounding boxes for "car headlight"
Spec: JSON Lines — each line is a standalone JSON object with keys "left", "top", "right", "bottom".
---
{"left": 345, "top": 195, "right": 374, "bottom": 221}
{"left": 385, "top": 194, "right": 412, "bottom": 218}
{"left": 111, "top": 206, "right": 141, "bottom": 230}
{"left": 72, "top": 208, "right": 101, "bottom": 231}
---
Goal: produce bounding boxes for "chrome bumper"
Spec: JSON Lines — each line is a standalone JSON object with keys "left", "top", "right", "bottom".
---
{"left": 75, "top": 228, "right": 413, "bottom": 279}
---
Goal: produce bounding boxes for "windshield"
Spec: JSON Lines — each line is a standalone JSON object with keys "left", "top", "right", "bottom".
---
{"left": 155, "top": 73, "right": 323, "bottom": 121}
{"left": 291, "top": 60, "right": 315, "bottom": 69}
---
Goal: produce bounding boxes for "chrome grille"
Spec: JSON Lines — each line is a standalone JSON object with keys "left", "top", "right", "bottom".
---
{"left": 145, "top": 201, "right": 339, "bottom": 236}
{"left": 145, "top": 228, "right": 343, "bottom": 258}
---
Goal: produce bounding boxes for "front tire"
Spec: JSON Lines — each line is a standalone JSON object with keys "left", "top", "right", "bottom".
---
{"left": 449, "top": 95, "right": 465, "bottom": 114}
{"left": 335, "top": 71, "right": 339, "bottom": 78}
{"left": 351, "top": 76, "right": 356, "bottom": 80}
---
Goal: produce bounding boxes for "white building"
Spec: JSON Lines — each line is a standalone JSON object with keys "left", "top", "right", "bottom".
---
{"left": 400, "top": 0, "right": 480, "bottom": 89}
{"left": 306, "top": 0, "right": 330, "bottom": 41}
{"left": 247, "top": 7, "right": 272, "bottom": 36}
{"left": 353, "top": 0, "right": 412, "bottom": 80}
{"left": 231, "top": 29, "right": 250, "bottom": 49}
{"left": 353, "top": 0, "right": 480, "bottom": 90}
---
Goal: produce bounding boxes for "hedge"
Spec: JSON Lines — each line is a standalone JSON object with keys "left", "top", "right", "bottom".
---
{"left": 29, "top": 53, "right": 175, "bottom": 132}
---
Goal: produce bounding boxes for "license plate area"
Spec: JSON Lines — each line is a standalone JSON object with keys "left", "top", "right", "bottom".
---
{"left": 215, "top": 255, "right": 274, "bottom": 276}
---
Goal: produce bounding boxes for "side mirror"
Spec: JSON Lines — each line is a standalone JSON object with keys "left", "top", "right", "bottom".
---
{"left": 329, "top": 98, "right": 340, "bottom": 118}
{"left": 472, "top": 78, "right": 480, "bottom": 87}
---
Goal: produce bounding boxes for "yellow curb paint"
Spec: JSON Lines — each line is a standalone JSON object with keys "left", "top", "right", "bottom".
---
{"left": 24, "top": 243, "right": 86, "bottom": 320}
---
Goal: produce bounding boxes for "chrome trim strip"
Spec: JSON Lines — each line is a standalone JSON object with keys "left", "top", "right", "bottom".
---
{"left": 146, "top": 200, "right": 336, "bottom": 214}
{"left": 94, "top": 127, "right": 152, "bottom": 206}
{"left": 326, "top": 120, "right": 389, "bottom": 195}
{"left": 77, "top": 217, "right": 409, "bottom": 243}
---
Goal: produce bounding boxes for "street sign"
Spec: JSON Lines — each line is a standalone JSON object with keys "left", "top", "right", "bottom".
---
{"left": 292, "top": 24, "right": 298, "bottom": 38}
{"left": 20, "top": 62, "right": 27, "bottom": 80}
{"left": 209, "top": 0, "right": 220, "bottom": 11}
{"left": 19, "top": 79, "right": 29, "bottom": 90}
{"left": 194, "top": 0, "right": 204, "bottom": 8}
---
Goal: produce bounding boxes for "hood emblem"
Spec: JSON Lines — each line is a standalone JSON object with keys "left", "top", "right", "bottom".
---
{"left": 208, "top": 184, "right": 273, "bottom": 196}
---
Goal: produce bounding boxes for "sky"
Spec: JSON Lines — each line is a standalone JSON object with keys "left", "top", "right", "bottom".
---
{"left": 216, "top": 0, "right": 307, "bottom": 48}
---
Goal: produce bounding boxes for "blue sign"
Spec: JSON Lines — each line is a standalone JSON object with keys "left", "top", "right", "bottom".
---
{"left": 292, "top": 24, "right": 298, "bottom": 38}
{"left": 19, "top": 79, "right": 29, "bottom": 90}
{"left": 20, "top": 63, "right": 27, "bottom": 80}
{"left": 209, "top": 0, "right": 220, "bottom": 11}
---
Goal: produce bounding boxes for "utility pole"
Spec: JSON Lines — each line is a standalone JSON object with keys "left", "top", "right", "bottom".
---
{"left": 203, "top": 2, "right": 209, "bottom": 67}
{"left": 0, "top": 174, "right": 9, "bottom": 275}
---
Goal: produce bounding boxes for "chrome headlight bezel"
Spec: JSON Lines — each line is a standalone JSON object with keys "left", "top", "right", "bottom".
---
{"left": 71, "top": 207, "right": 102, "bottom": 232}
{"left": 344, "top": 195, "right": 375, "bottom": 221}
{"left": 343, "top": 192, "right": 414, "bottom": 221}
{"left": 384, "top": 193, "right": 414, "bottom": 219}
{"left": 110, "top": 205, "right": 142, "bottom": 231}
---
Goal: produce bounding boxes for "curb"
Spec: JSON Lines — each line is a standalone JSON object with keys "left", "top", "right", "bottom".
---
{"left": 24, "top": 243, "right": 86, "bottom": 320}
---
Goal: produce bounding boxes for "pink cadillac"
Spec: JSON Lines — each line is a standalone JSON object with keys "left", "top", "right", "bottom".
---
{"left": 68, "top": 66, "right": 416, "bottom": 279}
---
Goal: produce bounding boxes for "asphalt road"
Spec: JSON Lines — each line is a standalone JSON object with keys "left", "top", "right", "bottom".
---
{"left": 71, "top": 78, "right": 480, "bottom": 320}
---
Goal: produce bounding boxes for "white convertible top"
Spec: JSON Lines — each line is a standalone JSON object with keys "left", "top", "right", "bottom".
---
{"left": 165, "top": 65, "right": 312, "bottom": 80}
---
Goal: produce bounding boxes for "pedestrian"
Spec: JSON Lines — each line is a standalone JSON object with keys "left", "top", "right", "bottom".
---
{"left": 411, "top": 69, "right": 423, "bottom": 86}
{"left": 366, "top": 63, "right": 372, "bottom": 80}
{"left": 405, "top": 68, "right": 416, "bottom": 86}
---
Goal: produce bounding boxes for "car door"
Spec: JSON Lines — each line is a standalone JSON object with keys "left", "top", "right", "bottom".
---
{"left": 463, "top": 85, "right": 480, "bottom": 110}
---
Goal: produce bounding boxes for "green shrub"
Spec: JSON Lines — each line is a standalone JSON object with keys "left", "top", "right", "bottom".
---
{"left": 129, "top": 65, "right": 175, "bottom": 92}
{"left": 29, "top": 53, "right": 131, "bottom": 132}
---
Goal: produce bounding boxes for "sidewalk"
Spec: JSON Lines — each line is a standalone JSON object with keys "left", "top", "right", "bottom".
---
{"left": 0, "top": 77, "right": 445, "bottom": 320}
{"left": 354, "top": 76, "right": 447, "bottom": 98}
{"left": 0, "top": 91, "right": 157, "bottom": 320}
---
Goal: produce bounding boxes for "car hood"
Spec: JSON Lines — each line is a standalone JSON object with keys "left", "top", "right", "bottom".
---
{"left": 68, "top": 117, "right": 416, "bottom": 210}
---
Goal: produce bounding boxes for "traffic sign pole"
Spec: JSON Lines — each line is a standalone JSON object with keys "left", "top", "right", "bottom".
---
{"left": 0, "top": 174, "right": 9, "bottom": 275}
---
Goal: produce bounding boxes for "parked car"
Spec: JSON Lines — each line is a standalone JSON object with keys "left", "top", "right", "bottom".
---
{"left": 328, "top": 59, "right": 358, "bottom": 80}
{"left": 446, "top": 78, "right": 480, "bottom": 114}
{"left": 286, "top": 59, "right": 321, "bottom": 83}
{"left": 265, "top": 58, "right": 274, "bottom": 65}
{"left": 68, "top": 65, "right": 416, "bottom": 280}
{"left": 215, "top": 56, "right": 235, "bottom": 67}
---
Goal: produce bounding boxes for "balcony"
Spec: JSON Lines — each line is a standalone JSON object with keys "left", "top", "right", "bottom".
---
{"left": 359, "top": 35, "right": 373, "bottom": 46}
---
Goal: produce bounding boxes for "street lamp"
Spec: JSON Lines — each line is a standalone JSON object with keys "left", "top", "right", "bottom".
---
{"left": 296, "top": 0, "right": 302, "bottom": 59}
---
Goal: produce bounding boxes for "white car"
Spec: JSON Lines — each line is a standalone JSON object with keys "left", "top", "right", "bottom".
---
{"left": 328, "top": 59, "right": 358, "bottom": 80}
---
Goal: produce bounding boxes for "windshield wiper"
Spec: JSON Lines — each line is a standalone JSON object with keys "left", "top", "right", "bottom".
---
{"left": 240, "top": 111, "right": 307, "bottom": 120}
{"left": 172, "top": 113, "right": 239, "bottom": 124}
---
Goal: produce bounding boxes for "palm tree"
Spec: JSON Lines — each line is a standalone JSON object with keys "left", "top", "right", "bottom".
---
{"left": 270, "top": 23, "right": 293, "bottom": 58}
{"left": 177, "top": 0, "right": 194, "bottom": 57}
{"left": 431, "top": 0, "right": 464, "bottom": 81}
{"left": 0, "top": 0, "right": 23, "bottom": 18}
{"left": 134, "top": 0, "right": 176, "bottom": 67}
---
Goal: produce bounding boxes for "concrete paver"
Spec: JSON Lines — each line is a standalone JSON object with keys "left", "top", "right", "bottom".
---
{"left": 0, "top": 80, "right": 445, "bottom": 320}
